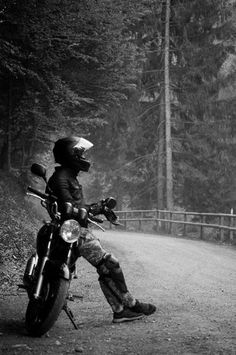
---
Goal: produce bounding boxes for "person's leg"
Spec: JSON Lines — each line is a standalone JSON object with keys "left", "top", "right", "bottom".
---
{"left": 77, "top": 231, "right": 135, "bottom": 311}
{"left": 96, "top": 252, "right": 156, "bottom": 318}
{"left": 96, "top": 252, "right": 137, "bottom": 308}
{"left": 78, "top": 230, "right": 155, "bottom": 321}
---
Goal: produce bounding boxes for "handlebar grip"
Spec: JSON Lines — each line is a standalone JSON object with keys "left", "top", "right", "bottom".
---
{"left": 27, "top": 186, "right": 48, "bottom": 200}
{"left": 88, "top": 213, "right": 103, "bottom": 224}
{"left": 91, "top": 216, "right": 104, "bottom": 223}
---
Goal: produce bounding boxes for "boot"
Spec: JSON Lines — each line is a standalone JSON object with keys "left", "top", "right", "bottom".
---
{"left": 130, "top": 300, "right": 156, "bottom": 315}
{"left": 113, "top": 308, "right": 144, "bottom": 323}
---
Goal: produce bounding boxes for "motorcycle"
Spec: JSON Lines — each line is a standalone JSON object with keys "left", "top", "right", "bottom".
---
{"left": 21, "top": 163, "right": 118, "bottom": 337}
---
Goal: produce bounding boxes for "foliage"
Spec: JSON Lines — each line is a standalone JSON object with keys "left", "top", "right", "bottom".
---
{"left": 0, "top": 170, "right": 40, "bottom": 296}
{"left": 1, "top": 0, "right": 236, "bottom": 214}
{"left": 0, "top": 0, "right": 139, "bottom": 171}
{"left": 95, "top": 0, "right": 236, "bottom": 212}
{"left": 169, "top": 0, "right": 236, "bottom": 211}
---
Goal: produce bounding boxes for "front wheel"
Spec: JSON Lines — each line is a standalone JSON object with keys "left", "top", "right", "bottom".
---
{"left": 25, "top": 278, "right": 70, "bottom": 337}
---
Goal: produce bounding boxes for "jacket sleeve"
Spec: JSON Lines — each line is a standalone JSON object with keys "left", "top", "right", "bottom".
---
{"left": 51, "top": 172, "right": 77, "bottom": 220}
{"left": 54, "top": 172, "right": 74, "bottom": 204}
{"left": 48, "top": 170, "right": 86, "bottom": 220}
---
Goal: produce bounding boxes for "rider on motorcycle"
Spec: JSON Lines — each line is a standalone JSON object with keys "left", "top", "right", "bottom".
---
{"left": 47, "top": 136, "right": 156, "bottom": 323}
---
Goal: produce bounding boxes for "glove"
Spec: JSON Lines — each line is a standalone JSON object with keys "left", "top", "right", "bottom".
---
{"left": 62, "top": 202, "right": 88, "bottom": 227}
{"left": 104, "top": 197, "right": 116, "bottom": 210}
{"left": 89, "top": 197, "right": 117, "bottom": 216}
{"left": 103, "top": 207, "right": 119, "bottom": 225}
{"left": 89, "top": 201, "right": 104, "bottom": 216}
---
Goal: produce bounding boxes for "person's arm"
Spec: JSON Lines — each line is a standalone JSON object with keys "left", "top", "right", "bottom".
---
{"left": 52, "top": 171, "right": 79, "bottom": 221}
{"left": 54, "top": 172, "right": 74, "bottom": 204}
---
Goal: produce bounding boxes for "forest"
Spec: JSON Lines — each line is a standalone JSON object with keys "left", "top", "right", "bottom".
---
{"left": 1, "top": 0, "right": 236, "bottom": 213}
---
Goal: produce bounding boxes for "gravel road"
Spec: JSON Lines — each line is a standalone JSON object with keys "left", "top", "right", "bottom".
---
{"left": 0, "top": 230, "right": 235, "bottom": 354}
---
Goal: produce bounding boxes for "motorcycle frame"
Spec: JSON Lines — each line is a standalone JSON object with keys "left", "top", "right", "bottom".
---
{"left": 27, "top": 193, "right": 72, "bottom": 300}
{"left": 33, "top": 225, "right": 54, "bottom": 299}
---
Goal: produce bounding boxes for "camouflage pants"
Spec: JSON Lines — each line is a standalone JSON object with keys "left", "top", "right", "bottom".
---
{"left": 77, "top": 229, "right": 136, "bottom": 313}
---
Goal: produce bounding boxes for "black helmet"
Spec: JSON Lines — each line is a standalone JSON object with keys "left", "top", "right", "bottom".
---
{"left": 53, "top": 136, "right": 93, "bottom": 172}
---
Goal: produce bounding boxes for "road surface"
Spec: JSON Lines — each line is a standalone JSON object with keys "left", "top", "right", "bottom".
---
{"left": 0, "top": 231, "right": 235, "bottom": 354}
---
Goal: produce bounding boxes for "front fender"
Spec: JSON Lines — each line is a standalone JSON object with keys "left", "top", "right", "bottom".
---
{"left": 43, "top": 260, "right": 71, "bottom": 281}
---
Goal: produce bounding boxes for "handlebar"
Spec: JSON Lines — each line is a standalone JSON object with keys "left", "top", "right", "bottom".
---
{"left": 27, "top": 186, "right": 57, "bottom": 201}
{"left": 88, "top": 213, "right": 103, "bottom": 224}
{"left": 87, "top": 216, "right": 105, "bottom": 232}
{"left": 27, "top": 186, "right": 48, "bottom": 200}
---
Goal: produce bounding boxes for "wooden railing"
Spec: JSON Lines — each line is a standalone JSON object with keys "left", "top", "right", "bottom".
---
{"left": 107, "top": 209, "right": 236, "bottom": 242}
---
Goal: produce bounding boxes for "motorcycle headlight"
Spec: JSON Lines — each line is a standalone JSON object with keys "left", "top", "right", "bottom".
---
{"left": 60, "top": 219, "right": 81, "bottom": 243}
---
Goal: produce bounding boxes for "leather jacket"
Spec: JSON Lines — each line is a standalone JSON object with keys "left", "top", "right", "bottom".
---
{"left": 47, "top": 166, "right": 85, "bottom": 212}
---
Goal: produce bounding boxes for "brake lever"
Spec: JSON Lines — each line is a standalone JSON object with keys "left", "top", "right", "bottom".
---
{"left": 26, "top": 192, "right": 45, "bottom": 202}
{"left": 89, "top": 215, "right": 104, "bottom": 224}
{"left": 87, "top": 218, "right": 105, "bottom": 232}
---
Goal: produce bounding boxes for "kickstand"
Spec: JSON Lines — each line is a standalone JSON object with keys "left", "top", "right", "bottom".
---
{"left": 63, "top": 303, "right": 78, "bottom": 330}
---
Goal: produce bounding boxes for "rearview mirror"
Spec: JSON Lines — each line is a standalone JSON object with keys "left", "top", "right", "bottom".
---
{"left": 31, "top": 163, "right": 47, "bottom": 181}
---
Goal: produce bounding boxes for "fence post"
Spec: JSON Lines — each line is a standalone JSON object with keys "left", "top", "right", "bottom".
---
{"left": 124, "top": 212, "right": 127, "bottom": 230}
{"left": 139, "top": 211, "right": 143, "bottom": 231}
{"left": 164, "top": 211, "right": 167, "bottom": 232}
{"left": 230, "top": 210, "right": 234, "bottom": 242}
{"left": 166, "top": 211, "right": 169, "bottom": 232}
{"left": 160, "top": 211, "right": 163, "bottom": 230}
{"left": 183, "top": 213, "right": 187, "bottom": 236}
{"left": 200, "top": 215, "right": 205, "bottom": 239}
{"left": 220, "top": 216, "right": 224, "bottom": 242}
{"left": 169, "top": 212, "right": 172, "bottom": 234}
{"left": 156, "top": 210, "right": 159, "bottom": 231}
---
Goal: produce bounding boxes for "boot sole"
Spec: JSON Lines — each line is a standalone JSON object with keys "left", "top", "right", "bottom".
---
{"left": 143, "top": 308, "right": 156, "bottom": 315}
{"left": 113, "top": 314, "right": 144, "bottom": 323}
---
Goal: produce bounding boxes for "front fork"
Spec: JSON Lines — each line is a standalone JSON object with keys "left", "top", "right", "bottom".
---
{"left": 33, "top": 235, "right": 73, "bottom": 300}
{"left": 23, "top": 253, "right": 38, "bottom": 286}
{"left": 33, "top": 231, "right": 54, "bottom": 299}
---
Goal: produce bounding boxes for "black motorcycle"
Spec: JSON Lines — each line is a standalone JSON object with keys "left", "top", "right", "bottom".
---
{"left": 21, "top": 163, "right": 118, "bottom": 337}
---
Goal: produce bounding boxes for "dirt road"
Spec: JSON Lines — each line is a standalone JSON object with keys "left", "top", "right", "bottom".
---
{"left": 0, "top": 231, "right": 235, "bottom": 354}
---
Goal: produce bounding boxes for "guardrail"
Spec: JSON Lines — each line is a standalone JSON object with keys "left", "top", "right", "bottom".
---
{"left": 109, "top": 209, "right": 236, "bottom": 242}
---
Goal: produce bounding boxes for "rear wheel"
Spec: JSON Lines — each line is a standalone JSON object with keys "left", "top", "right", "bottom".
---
{"left": 25, "top": 278, "right": 69, "bottom": 337}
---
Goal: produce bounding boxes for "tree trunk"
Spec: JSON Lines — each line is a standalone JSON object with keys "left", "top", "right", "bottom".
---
{"left": 2, "top": 79, "right": 13, "bottom": 172}
{"left": 164, "top": 0, "right": 173, "bottom": 210}
{"left": 157, "top": 93, "right": 165, "bottom": 210}
{"left": 6, "top": 117, "right": 12, "bottom": 172}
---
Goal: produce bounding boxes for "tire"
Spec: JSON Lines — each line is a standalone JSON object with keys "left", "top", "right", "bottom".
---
{"left": 25, "top": 278, "right": 70, "bottom": 337}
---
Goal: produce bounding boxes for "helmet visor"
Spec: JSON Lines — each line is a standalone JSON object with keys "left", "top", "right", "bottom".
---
{"left": 73, "top": 138, "right": 93, "bottom": 154}
{"left": 71, "top": 137, "right": 93, "bottom": 172}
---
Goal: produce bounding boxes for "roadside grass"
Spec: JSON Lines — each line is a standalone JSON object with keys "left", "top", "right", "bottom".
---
{"left": 0, "top": 170, "right": 40, "bottom": 297}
